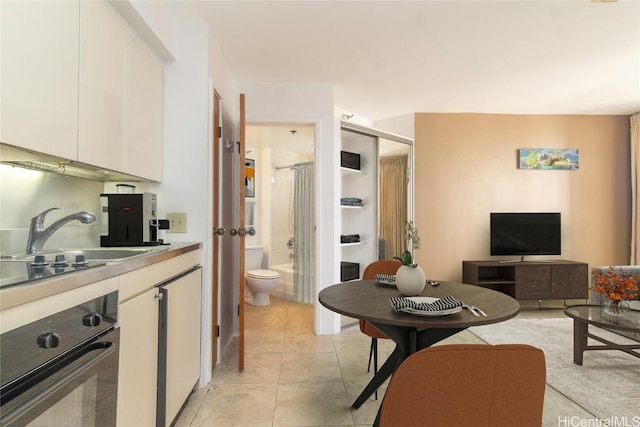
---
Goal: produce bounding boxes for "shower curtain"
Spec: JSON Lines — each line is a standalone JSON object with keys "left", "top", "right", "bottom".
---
{"left": 293, "top": 162, "right": 315, "bottom": 303}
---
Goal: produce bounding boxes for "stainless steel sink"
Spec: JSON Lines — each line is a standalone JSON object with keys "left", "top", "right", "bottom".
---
{"left": 1, "top": 247, "right": 168, "bottom": 262}
{"left": 60, "top": 248, "right": 156, "bottom": 261}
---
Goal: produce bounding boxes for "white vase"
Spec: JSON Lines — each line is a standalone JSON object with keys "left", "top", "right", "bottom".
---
{"left": 604, "top": 297, "right": 630, "bottom": 316}
{"left": 396, "top": 265, "right": 426, "bottom": 296}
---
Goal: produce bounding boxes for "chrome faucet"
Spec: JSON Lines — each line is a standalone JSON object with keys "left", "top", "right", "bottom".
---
{"left": 26, "top": 208, "right": 96, "bottom": 254}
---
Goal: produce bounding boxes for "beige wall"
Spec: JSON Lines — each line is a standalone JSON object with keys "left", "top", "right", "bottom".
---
{"left": 414, "top": 113, "right": 631, "bottom": 282}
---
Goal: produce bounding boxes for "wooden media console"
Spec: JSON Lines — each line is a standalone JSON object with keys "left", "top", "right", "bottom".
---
{"left": 462, "top": 260, "right": 588, "bottom": 300}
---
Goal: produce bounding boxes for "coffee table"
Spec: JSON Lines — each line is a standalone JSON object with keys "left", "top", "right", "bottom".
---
{"left": 564, "top": 304, "right": 640, "bottom": 365}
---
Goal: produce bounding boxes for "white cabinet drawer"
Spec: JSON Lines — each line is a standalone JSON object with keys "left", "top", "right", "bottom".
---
{"left": 118, "top": 250, "right": 201, "bottom": 303}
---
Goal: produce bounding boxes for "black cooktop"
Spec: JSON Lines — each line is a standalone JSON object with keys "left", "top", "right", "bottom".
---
{"left": 0, "top": 257, "right": 106, "bottom": 290}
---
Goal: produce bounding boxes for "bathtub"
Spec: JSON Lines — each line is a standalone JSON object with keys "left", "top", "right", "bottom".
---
{"left": 270, "top": 263, "right": 295, "bottom": 301}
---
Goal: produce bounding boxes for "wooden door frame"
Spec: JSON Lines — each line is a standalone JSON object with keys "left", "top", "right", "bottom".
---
{"left": 238, "top": 93, "right": 246, "bottom": 371}
{"left": 211, "top": 91, "right": 221, "bottom": 370}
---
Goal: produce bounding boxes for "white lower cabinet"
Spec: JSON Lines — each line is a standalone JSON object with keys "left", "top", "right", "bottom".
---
{"left": 117, "top": 250, "right": 202, "bottom": 426}
{"left": 160, "top": 268, "right": 202, "bottom": 426}
{"left": 117, "top": 287, "right": 159, "bottom": 427}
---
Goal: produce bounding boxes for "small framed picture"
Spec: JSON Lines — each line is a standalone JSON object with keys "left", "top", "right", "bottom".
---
{"left": 518, "top": 148, "right": 579, "bottom": 170}
{"left": 245, "top": 158, "right": 255, "bottom": 197}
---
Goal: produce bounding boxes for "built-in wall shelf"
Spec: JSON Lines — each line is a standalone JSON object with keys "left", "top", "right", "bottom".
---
{"left": 341, "top": 167, "right": 365, "bottom": 175}
{"left": 340, "top": 127, "right": 377, "bottom": 282}
{"left": 341, "top": 241, "right": 364, "bottom": 247}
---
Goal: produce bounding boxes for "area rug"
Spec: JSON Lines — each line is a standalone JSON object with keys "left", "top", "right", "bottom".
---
{"left": 469, "top": 318, "right": 640, "bottom": 420}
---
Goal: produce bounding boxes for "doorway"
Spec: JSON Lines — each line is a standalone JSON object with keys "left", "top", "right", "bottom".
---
{"left": 212, "top": 92, "right": 238, "bottom": 369}
{"left": 245, "top": 123, "right": 316, "bottom": 313}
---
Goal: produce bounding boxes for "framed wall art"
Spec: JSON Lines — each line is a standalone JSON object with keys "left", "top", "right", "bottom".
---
{"left": 245, "top": 158, "right": 255, "bottom": 197}
{"left": 518, "top": 148, "right": 579, "bottom": 170}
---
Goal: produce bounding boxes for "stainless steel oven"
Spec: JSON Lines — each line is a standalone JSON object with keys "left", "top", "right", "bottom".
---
{"left": 0, "top": 290, "right": 119, "bottom": 426}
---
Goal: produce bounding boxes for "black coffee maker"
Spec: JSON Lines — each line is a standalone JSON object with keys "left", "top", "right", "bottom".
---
{"left": 99, "top": 193, "right": 161, "bottom": 246}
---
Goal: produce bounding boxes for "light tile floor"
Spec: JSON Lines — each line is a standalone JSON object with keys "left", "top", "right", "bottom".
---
{"left": 175, "top": 296, "right": 594, "bottom": 427}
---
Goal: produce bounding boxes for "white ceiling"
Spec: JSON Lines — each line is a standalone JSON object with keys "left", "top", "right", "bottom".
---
{"left": 246, "top": 123, "right": 409, "bottom": 157}
{"left": 185, "top": 0, "right": 640, "bottom": 122}
{"left": 246, "top": 123, "right": 315, "bottom": 154}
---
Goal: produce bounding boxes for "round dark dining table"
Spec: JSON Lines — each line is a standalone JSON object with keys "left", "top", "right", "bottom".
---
{"left": 319, "top": 280, "right": 520, "bottom": 412}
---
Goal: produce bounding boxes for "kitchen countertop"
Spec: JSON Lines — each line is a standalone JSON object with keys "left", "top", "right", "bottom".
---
{"left": 0, "top": 242, "right": 202, "bottom": 311}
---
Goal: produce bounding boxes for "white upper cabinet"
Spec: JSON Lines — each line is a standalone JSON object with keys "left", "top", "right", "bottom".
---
{"left": 78, "top": 1, "right": 130, "bottom": 173}
{"left": 78, "top": 1, "right": 163, "bottom": 181}
{"left": 1, "top": 1, "right": 163, "bottom": 182}
{"left": 0, "top": 1, "right": 79, "bottom": 159}
{"left": 128, "top": 41, "right": 164, "bottom": 182}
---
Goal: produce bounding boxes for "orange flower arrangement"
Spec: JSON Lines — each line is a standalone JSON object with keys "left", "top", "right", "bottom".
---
{"left": 591, "top": 267, "right": 639, "bottom": 304}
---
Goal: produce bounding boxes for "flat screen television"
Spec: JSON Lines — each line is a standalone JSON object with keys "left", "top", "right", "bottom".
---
{"left": 490, "top": 213, "right": 561, "bottom": 259}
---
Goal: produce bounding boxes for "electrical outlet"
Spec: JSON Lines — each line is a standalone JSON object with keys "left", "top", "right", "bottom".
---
{"left": 166, "top": 212, "right": 187, "bottom": 233}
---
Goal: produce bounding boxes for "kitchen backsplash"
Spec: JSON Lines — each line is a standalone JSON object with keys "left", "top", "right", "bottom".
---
{"left": 0, "top": 164, "right": 104, "bottom": 255}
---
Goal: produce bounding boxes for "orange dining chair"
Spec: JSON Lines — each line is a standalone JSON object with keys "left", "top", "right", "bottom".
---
{"left": 379, "top": 344, "right": 547, "bottom": 427}
{"left": 360, "top": 259, "right": 402, "bottom": 399}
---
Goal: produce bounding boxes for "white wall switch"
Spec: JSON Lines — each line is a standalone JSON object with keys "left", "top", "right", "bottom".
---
{"left": 166, "top": 212, "right": 187, "bottom": 233}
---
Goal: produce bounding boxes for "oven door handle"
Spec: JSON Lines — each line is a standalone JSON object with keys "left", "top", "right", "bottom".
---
{"left": 1, "top": 337, "right": 116, "bottom": 425}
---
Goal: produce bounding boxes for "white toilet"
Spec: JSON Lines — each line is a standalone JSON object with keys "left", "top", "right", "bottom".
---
{"left": 245, "top": 245, "right": 280, "bottom": 306}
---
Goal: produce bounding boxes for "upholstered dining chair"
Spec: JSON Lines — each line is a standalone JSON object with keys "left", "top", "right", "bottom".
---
{"left": 360, "top": 259, "right": 403, "bottom": 399}
{"left": 379, "top": 344, "right": 546, "bottom": 427}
